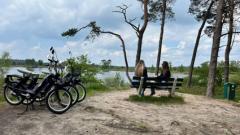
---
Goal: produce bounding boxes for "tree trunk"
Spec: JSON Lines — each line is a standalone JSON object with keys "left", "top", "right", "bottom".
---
{"left": 135, "top": 0, "right": 149, "bottom": 66}
{"left": 187, "top": 1, "right": 214, "bottom": 87}
{"left": 206, "top": 0, "right": 224, "bottom": 97}
{"left": 101, "top": 31, "right": 132, "bottom": 83}
{"left": 136, "top": 34, "right": 143, "bottom": 66}
{"left": 224, "top": 0, "right": 234, "bottom": 83}
{"left": 119, "top": 35, "right": 132, "bottom": 83}
{"left": 155, "top": 0, "right": 167, "bottom": 76}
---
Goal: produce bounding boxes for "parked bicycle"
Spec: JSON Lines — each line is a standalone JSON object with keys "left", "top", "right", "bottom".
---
{"left": 3, "top": 47, "right": 86, "bottom": 114}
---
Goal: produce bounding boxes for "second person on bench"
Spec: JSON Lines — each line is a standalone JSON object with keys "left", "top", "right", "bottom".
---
{"left": 150, "top": 61, "right": 171, "bottom": 96}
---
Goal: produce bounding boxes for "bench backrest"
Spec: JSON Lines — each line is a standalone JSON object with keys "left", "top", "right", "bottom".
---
{"left": 131, "top": 76, "right": 184, "bottom": 90}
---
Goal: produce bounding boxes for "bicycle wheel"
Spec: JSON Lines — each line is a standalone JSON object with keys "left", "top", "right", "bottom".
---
{"left": 67, "top": 86, "right": 79, "bottom": 106}
{"left": 4, "top": 85, "right": 23, "bottom": 105}
{"left": 75, "top": 83, "right": 86, "bottom": 102}
{"left": 46, "top": 88, "right": 72, "bottom": 114}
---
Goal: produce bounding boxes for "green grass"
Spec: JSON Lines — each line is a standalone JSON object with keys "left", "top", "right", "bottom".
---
{"left": 178, "top": 86, "right": 206, "bottom": 95}
{"left": 179, "top": 86, "right": 240, "bottom": 102}
{"left": 86, "top": 81, "right": 130, "bottom": 97}
{"left": 0, "top": 77, "right": 4, "bottom": 103}
{"left": 127, "top": 95, "right": 185, "bottom": 105}
{"left": 178, "top": 72, "right": 240, "bottom": 102}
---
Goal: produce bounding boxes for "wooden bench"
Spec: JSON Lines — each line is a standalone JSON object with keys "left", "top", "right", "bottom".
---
{"left": 131, "top": 76, "right": 184, "bottom": 96}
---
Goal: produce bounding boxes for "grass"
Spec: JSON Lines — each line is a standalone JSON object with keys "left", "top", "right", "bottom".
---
{"left": 85, "top": 80, "right": 130, "bottom": 97}
{"left": 178, "top": 72, "right": 240, "bottom": 102}
{"left": 178, "top": 85, "right": 240, "bottom": 102}
{"left": 0, "top": 77, "right": 4, "bottom": 104}
{"left": 127, "top": 95, "right": 185, "bottom": 105}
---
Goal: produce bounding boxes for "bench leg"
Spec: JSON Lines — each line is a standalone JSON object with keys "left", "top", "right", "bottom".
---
{"left": 138, "top": 77, "right": 144, "bottom": 97}
{"left": 170, "top": 78, "right": 177, "bottom": 97}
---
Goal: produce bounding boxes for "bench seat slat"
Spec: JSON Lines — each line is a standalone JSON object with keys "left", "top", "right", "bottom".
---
{"left": 132, "top": 77, "right": 183, "bottom": 82}
{"left": 131, "top": 76, "right": 183, "bottom": 92}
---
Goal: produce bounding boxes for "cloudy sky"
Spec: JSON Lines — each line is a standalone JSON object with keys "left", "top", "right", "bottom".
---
{"left": 0, "top": 0, "right": 239, "bottom": 67}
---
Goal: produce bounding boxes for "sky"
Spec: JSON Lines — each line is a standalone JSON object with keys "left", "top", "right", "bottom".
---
{"left": 0, "top": 0, "right": 239, "bottom": 67}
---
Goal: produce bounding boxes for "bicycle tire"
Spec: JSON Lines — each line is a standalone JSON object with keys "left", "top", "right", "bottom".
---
{"left": 75, "top": 83, "right": 86, "bottom": 102}
{"left": 3, "top": 85, "right": 23, "bottom": 105}
{"left": 46, "top": 88, "right": 72, "bottom": 114}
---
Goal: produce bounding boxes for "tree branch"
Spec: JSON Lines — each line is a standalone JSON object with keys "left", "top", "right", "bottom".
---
{"left": 113, "top": 4, "right": 140, "bottom": 32}
{"left": 221, "top": 31, "right": 240, "bottom": 37}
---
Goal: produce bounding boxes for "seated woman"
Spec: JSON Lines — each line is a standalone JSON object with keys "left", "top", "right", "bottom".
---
{"left": 135, "top": 60, "right": 148, "bottom": 96}
{"left": 150, "top": 61, "right": 171, "bottom": 96}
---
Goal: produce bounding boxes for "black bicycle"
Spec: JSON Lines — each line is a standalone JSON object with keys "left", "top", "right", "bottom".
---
{"left": 3, "top": 48, "right": 76, "bottom": 114}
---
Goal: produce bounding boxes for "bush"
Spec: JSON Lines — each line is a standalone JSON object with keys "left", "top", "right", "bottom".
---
{"left": 0, "top": 77, "right": 4, "bottom": 102}
{"left": 229, "top": 72, "right": 240, "bottom": 85}
{"left": 103, "top": 72, "right": 129, "bottom": 89}
{"left": 66, "top": 55, "right": 100, "bottom": 83}
{"left": 191, "top": 62, "right": 223, "bottom": 87}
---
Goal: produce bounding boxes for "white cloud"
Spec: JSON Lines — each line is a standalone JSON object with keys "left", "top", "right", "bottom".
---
{"left": 31, "top": 44, "right": 41, "bottom": 51}
{"left": 0, "top": 0, "right": 239, "bottom": 66}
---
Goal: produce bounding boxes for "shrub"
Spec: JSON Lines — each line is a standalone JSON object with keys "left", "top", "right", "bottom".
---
{"left": 103, "top": 72, "right": 129, "bottom": 89}
{"left": 66, "top": 55, "right": 100, "bottom": 83}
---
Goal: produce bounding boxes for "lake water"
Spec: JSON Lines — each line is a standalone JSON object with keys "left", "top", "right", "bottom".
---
{"left": 6, "top": 67, "right": 187, "bottom": 82}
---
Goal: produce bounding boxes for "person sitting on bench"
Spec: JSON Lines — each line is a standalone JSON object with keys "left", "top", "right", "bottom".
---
{"left": 150, "top": 61, "right": 171, "bottom": 96}
{"left": 135, "top": 60, "right": 148, "bottom": 96}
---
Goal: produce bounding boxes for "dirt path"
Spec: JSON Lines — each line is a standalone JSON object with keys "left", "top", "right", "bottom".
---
{"left": 0, "top": 89, "right": 240, "bottom": 135}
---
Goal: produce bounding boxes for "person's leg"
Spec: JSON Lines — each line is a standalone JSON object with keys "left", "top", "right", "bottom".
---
{"left": 141, "top": 77, "right": 147, "bottom": 96}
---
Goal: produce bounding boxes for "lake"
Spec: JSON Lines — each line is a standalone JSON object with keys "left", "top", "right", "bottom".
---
{"left": 6, "top": 67, "right": 187, "bottom": 82}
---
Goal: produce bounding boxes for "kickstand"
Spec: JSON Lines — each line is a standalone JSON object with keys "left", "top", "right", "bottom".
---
{"left": 31, "top": 103, "right": 35, "bottom": 110}
{"left": 18, "top": 100, "right": 30, "bottom": 115}
{"left": 39, "top": 100, "right": 45, "bottom": 106}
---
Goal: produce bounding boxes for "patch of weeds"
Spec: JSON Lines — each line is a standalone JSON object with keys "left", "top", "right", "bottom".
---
{"left": 127, "top": 95, "right": 185, "bottom": 105}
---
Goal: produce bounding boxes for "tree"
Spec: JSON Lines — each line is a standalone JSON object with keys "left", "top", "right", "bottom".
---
{"left": 0, "top": 52, "right": 11, "bottom": 76}
{"left": 147, "top": 0, "right": 175, "bottom": 75}
{"left": 114, "top": 0, "right": 149, "bottom": 66}
{"left": 224, "top": 0, "right": 235, "bottom": 83}
{"left": 62, "top": 21, "right": 132, "bottom": 83}
{"left": 101, "top": 59, "right": 112, "bottom": 71}
{"left": 206, "top": 0, "right": 224, "bottom": 97}
{"left": 38, "top": 60, "right": 44, "bottom": 66}
{"left": 187, "top": 0, "right": 215, "bottom": 87}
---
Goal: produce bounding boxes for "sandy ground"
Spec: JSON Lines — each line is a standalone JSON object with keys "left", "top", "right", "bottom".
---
{"left": 0, "top": 89, "right": 240, "bottom": 135}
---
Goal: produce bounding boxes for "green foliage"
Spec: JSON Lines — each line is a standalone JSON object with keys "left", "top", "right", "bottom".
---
{"left": 192, "top": 62, "right": 223, "bottom": 86}
{"left": 179, "top": 85, "right": 240, "bottom": 102}
{"left": 0, "top": 77, "right": 4, "bottom": 102}
{"left": 38, "top": 60, "right": 44, "bottom": 66}
{"left": 178, "top": 86, "right": 206, "bottom": 96}
{"left": 149, "top": 65, "right": 155, "bottom": 73}
{"left": 101, "top": 59, "right": 111, "bottom": 71}
{"left": 180, "top": 70, "right": 240, "bottom": 102}
{"left": 62, "top": 21, "right": 101, "bottom": 41}
{"left": 61, "top": 28, "right": 79, "bottom": 37}
{"left": 85, "top": 82, "right": 109, "bottom": 96}
{"left": 0, "top": 52, "right": 11, "bottom": 76}
{"left": 25, "top": 59, "right": 36, "bottom": 66}
{"left": 229, "top": 72, "right": 240, "bottom": 85}
{"left": 128, "top": 95, "right": 185, "bottom": 105}
{"left": 67, "top": 55, "right": 99, "bottom": 83}
{"left": 170, "top": 63, "right": 188, "bottom": 73}
{"left": 103, "top": 73, "right": 129, "bottom": 89}
{"left": 0, "top": 52, "right": 11, "bottom": 103}
{"left": 148, "top": 0, "right": 175, "bottom": 22}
